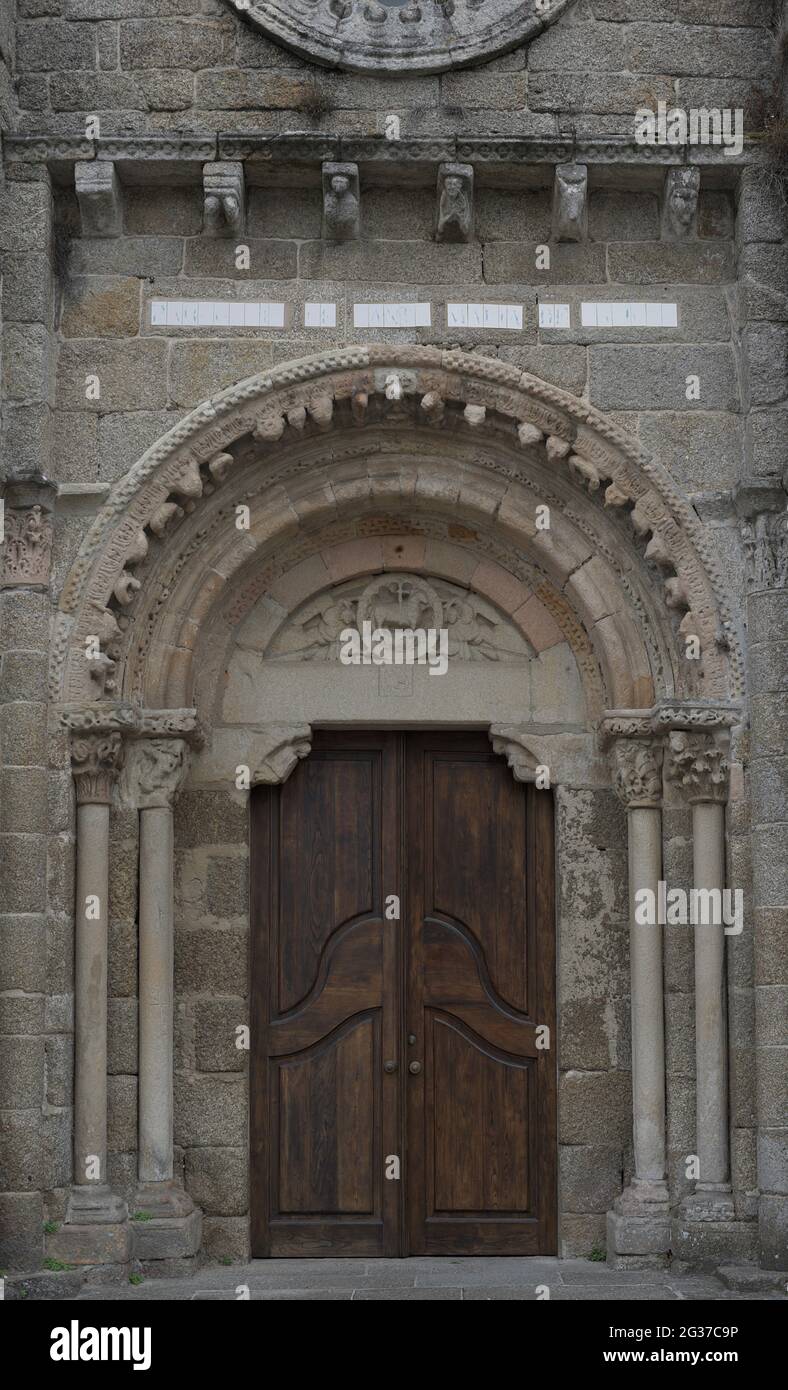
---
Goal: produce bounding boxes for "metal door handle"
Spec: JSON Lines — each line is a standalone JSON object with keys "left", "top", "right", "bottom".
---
{"left": 384, "top": 1060, "right": 398, "bottom": 1074}
{"left": 408, "top": 1060, "right": 422, "bottom": 1075}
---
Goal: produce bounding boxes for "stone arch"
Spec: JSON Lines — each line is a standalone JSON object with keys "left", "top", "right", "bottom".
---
{"left": 51, "top": 346, "right": 744, "bottom": 726}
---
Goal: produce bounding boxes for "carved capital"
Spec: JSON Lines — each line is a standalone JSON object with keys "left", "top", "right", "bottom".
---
{"left": 250, "top": 724, "right": 312, "bottom": 786}
{"left": 1, "top": 504, "right": 54, "bottom": 586}
{"left": 489, "top": 724, "right": 540, "bottom": 783}
{"left": 611, "top": 737, "right": 663, "bottom": 809}
{"left": 71, "top": 732, "right": 125, "bottom": 806}
{"left": 125, "top": 738, "right": 189, "bottom": 810}
{"left": 742, "top": 509, "right": 788, "bottom": 592}
{"left": 665, "top": 730, "right": 729, "bottom": 805}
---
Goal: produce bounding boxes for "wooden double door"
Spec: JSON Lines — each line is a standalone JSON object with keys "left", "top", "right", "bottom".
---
{"left": 250, "top": 731, "right": 556, "bottom": 1257}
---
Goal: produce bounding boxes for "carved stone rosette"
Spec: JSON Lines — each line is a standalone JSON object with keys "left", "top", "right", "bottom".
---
{"left": 125, "top": 738, "right": 189, "bottom": 810}
{"left": 71, "top": 732, "right": 125, "bottom": 805}
{"left": 665, "top": 730, "right": 729, "bottom": 805}
{"left": 611, "top": 737, "right": 664, "bottom": 809}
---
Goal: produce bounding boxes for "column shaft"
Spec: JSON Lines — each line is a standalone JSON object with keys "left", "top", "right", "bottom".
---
{"left": 74, "top": 802, "right": 111, "bottom": 1185}
{"left": 692, "top": 800, "right": 729, "bottom": 1189}
{"left": 138, "top": 805, "right": 175, "bottom": 1183}
{"left": 628, "top": 806, "right": 666, "bottom": 1184}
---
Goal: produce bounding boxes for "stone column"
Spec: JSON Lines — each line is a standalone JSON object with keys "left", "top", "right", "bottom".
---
{"left": 127, "top": 738, "right": 201, "bottom": 1259}
{"left": 666, "top": 729, "right": 741, "bottom": 1259}
{"left": 743, "top": 508, "right": 788, "bottom": 1270}
{"left": 53, "top": 733, "right": 129, "bottom": 1264}
{"left": 607, "top": 736, "right": 671, "bottom": 1267}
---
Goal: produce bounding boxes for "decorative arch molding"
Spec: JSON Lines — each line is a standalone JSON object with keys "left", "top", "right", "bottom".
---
{"left": 51, "top": 347, "right": 743, "bottom": 722}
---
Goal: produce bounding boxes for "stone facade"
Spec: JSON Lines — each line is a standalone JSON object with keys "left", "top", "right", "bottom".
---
{"left": 0, "top": 0, "right": 786, "bottom": 1280}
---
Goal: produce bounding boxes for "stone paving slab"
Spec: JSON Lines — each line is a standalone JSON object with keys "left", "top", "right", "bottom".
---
{"left": 62, "top": 1257, "right": 788, "bottom": 1302}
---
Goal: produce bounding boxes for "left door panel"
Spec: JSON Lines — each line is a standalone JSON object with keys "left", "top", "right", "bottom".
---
{"left": 250, "top": 733, "right": 401, "bottom": 1256}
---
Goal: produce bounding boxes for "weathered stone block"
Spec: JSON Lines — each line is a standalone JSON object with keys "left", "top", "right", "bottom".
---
{"left": 0, "top": 835, "right": 47, "bottom": 913}
{"left": 0, "top": 915, "right": 47, "bottom": 992}
{"left": 56, "top": 339, "right": 169, "bottom": 412}
{"left": 1, "top": 403, "right": 52, "bottom": 476}
{"left": 45, "top": 1033, "right": 73, "bottom": 1109}
{"left": 0, "top": 252, "right": 55, "bottom": 323}
{"left": 608, "top": 241, "right": 734, "bottom": 284}
{"left": 0, "top": 984, "right": 44, "bottom": 1033}
{"left": 672, "top": 1216, "right": 758, "bottom": 1268}
{"left": 185, "top": 1147, "right": 248, "bottom": 1215}
{"left": 751, "top": 694, "right": 788, "bottom": 757}
{"left": 0, "top": 767, "right": 47, "bottom": 833}
{"left": 638, "top": 411, "right": 741, "bottom": 493}
{"left": 107, "top": 998, "right": 138, "bottom": 1075}
{"left": 205, "top": 854, "right": 248, "bottom": 919}
{"left": 0, "top": 182, "right": 51, "bottom": 254}
{"left": 0, "top": 1191, "right": 44, "bottom": 1269}
{"left": 2, "top": 323, "right": 51, "bottom": 404}
{"left": 109, "top": 917, "right": 138, "bottom": 999}
{"left": 0, "top": 1036, "right": 44, "bottom": 1108}
{"left": 47, "top": 833, "right": 75, "bottom": 916}
{"left": 748, "top": 409, "right": 788, "bottom": 478}
{"left": 559, "top": 998, "right": 610, "bottom": 1072}
{"left": 175, "top": 927, "right": 247, "bottom": 996}
{"left": 174, "top": 1075, "right": 246, "bottom": 1148}
{"left": 119, "top": 19, "right": 231, "bottom": 69}
{"left": 68, "top": 236, "right": 184, "bottom": 277}
{"left": 183, "top": 235, "right": 295, "bottom": 279}
{"left": 61, "top": 276, "right": 141, "bottom": 338}
{"left": 559, "top": 1070, "right": 631, "bottom": 1146}
{"left": 758, "top": 1193, "right": 788, "bottom": 1270}
{"left": 590, "top": 345, "right": 738, "bottom": 412}
{"left": 97, "top": 409, "right": 183, "bottom": 480}
{"left": 17, "top": 18, "right": 94, "bottom": 69}
{"left": 560, "top": 1145, "right": 622, "bottom": 1213}
{"left": 194, "top": 998, "right": 247, "bottom": 1072}
{"left": 200, "top": 1215, "right": 249, "bottom": 1261}
{"left": 174, "top": 791, "right": 247, "bottom": 848}
{"left": 168, "top": 339, "right": 275, "bottom": 409}
{"left": 300, "top": 238, "right": 481, "bottom": 284}
{"left": 607, "top": 1209, "right": 670, "bottom": 1261}
{"left": 108, "top": 1074, "right": 137, "bottom": 1153}
{"left": 0, "top": 1110, "right": 44, "bottom": 1191}
{"left": 744, "top": 325, "right": 788, "bottom": 407}
{"left": 485, "top": 241, "right": 606, "bottom": 285}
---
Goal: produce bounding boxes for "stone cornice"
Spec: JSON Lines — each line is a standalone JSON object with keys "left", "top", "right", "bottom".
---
{"left": 2, "top": 132, "right": 762, "bottom": 178}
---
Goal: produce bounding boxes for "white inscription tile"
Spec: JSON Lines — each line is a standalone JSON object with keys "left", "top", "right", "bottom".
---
{"left": 305, "top": 302, "right": 337, "bottom": 328}
{"left": 353, "top": 302, "right": 432, "bottom": 329}
{"left": 580, "top": 301, "right": 679, "bottom": 328}
{"left": 149, "top": 299, "right": 287, "bottom": 329}
{"left": 447, "top": 302, "right": 523, "bottom": 330}
{"left": 538, "top": 303, "right": 571, "bottom": 328}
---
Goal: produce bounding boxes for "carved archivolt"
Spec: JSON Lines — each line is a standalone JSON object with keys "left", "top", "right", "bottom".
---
{"left": 51, "top": 347, "right": 743, "bottom": 715}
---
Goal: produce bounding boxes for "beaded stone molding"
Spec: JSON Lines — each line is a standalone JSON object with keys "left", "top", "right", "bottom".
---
{"left": 50, "top": 346, "right": 743, "bottom": 715}
{"left": 224, "top": 0, "right": 577, "bottom": 74}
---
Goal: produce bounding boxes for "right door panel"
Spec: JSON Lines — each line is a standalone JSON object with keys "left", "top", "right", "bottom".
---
{"left": 405, "top": 734, "right": 557, "bottom": 1255}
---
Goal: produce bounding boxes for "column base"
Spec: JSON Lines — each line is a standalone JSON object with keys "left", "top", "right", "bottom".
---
{"left": 606, "top": 1180, "right": 671, "bottom": 1269}
{"left": 130, "top": 1181, "right": 202, "bottom": 1260}
{"left": 673, "top": 1213, "right": 759, "bottom": 1269}
{"left": 681, "top": 1185, "right": 735, "bottom": 1223}
{"left": 47, "top": 1186, "right": 130, "bottom": 1266}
